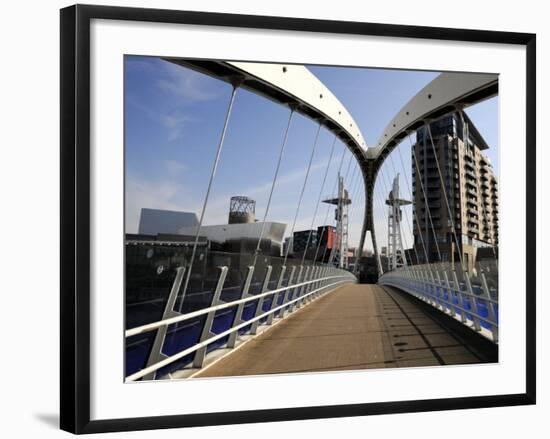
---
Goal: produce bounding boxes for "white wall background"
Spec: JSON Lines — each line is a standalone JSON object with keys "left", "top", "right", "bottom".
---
{"left": 0, "top": 0, "right": 546, "bottom": 437}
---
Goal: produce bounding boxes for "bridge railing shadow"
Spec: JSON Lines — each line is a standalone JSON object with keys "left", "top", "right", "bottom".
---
{"left": 378, "top": 261, "right": 498, "bottom": 343}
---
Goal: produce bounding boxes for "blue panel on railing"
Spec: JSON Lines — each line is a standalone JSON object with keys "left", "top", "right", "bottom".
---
{"left": 237, "top": 301, "right": 258, "bottom": 335}
{"left": 241, "top": 300, "right": 258, "bottom": 321}
{"left": 209, "top": 306, "right": 238, "bottom": 351}
{"left": 259, "top": 296, "right": 274, "bottom": 324}
{"left": 471, "top": 284, "right": 482, "bottom": 295}
{"left": 462, "top": 296, "right": 474, "bottom": 321}
{"left": 155, "top": 316, "right": 205, "bottom": 377}
{"left": 220, "top": 286, "right": 243, "bottom": 303}
{"left": 274, "top": 292, "right": 286, "bottom": 317}
{"left": 125, "top": 332, "right": 155, "bottom": 377}
{"left": 476, "top": 300, "right": 492, "bottom": 329}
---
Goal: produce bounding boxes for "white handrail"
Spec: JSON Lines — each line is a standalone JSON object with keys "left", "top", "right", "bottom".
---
{"left": 381, "top": 272, "right": 498, "bottom": 304}
{"left": 126, "top": 273, "right": 354, "bottom": 338}
{"left": 379, "top": 269, "right": 498, "bottom": 342}
{"left": 126, "top": 278, "right": 351, "bottom": 381}
{"left": 380, "top": 279, "right": 497, "bottom": 325}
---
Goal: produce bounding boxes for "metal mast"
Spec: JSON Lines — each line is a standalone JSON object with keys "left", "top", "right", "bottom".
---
{"left": 324, "top": 173, "right": 352, "bottom": 269}
{"left": 386, "top": 174, "right": 411, "bottom": 271}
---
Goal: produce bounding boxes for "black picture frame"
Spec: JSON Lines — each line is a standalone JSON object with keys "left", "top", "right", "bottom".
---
{"left": 60, "top": 4, "right": 536, "bottom": 434}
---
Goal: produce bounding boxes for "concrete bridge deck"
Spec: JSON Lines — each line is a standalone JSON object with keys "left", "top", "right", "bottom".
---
{"left": 193, "top": 283, "right": 497, "bottom": 378}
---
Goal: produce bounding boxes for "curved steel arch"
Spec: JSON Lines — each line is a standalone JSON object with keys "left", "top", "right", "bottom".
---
{"left": 357, "top": 72, "right": 498, "bottom": 271}
{"left": 167, "top": 58, "right": 369, "bottom": 162}
{"left": 167, "top": 59, "right": 498, "bottom": 273}
{"left": 367, "top": 72, "right": 498, "bottom": 160}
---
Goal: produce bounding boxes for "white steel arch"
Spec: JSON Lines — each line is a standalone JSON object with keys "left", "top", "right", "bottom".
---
{"left": 367, "top": 71, "right": 498, "bottom": 159}
{"left": 167, "top": 58, "right": 368, "bottom": 157}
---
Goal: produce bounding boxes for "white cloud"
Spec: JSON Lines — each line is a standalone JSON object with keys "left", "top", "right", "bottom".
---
{"left": 164, "top": 159, "right": 188, "bottom": 176}
{"left": 160, "top": 112, "right": 196, "bottom": 142}
{"left": 125, "top": 175, "right": 201, "bottom": 234}
{"left": 157, "top": 61, "right": 224, "bottom": 103}
{"left": 127, "top": 95, "right": 196, "bottom": 142}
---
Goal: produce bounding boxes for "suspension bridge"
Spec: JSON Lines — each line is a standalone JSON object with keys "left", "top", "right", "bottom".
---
{"left": 125, "top": 60, "right": 499, "bottom": 381}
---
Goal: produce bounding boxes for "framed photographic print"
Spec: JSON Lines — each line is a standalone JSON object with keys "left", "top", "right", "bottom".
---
{"left": 60, "top": 4, "right": 536, "bottom": 434}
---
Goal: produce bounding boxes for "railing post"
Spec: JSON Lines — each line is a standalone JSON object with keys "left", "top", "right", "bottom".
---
{"left": 143, "top": 266, "right": 186, "bottom": 381}
{"left": 318, "top": 266, "right": 328, "bottom": 297}
{"left": 305, "top": 266, "right": 318, "bottom": 303}
{"left": 480, "top": 271, "right": 499, "bottom": 342}
{"left": 442, "top": 270, "right": 456, "bottom": 318}
{"left": 281, "top": 265, "right": 297, "bottom": 317}
{"left": 430, "top": 269, "right": 442, "bottom": 309}
{"left": 297, "top": 266, "right": 312, "bottom": 308}
{"left": 250, "top": 265, "right": 273, "bottom": 335}
{"left": 227, "top": 266, "right": 254, "bottom": 348}
{"left": 266, "top": 266, "right": 287, "bottom": 325}
{"left": 420, "top": 270, "right": 429, "bottom": 304}
{"left": 464, "top": 273, "right": 481, "bottom": 332}
{"left": 436, "top": 270, "right": 453, "bottom": 315}
{"left": 288, "top": 265, "right": 304, "bottom": 313}
{"left": 193, "top": 266, "right": 229, "bottom": 368}
{"left": 451, "top": 270, "right": 468, "bottom": 324}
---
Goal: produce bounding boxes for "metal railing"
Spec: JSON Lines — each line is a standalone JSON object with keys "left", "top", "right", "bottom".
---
{"left": 378, "top": 262, "right": 498, "bottom": 343}
{"left": 125, "top": 264, "right": 356, "bottom": 381}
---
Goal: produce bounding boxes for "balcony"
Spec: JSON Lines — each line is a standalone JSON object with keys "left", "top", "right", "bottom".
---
{"left": 426, "top": 182, "right": 440, "bottom": 190}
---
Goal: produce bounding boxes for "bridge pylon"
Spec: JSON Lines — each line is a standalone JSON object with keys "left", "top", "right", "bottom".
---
{"left": 386, "top": 173, "right": 411, "bottom": 271}
{"left": 323, "top": 173, "right": 352, "bottom": 269}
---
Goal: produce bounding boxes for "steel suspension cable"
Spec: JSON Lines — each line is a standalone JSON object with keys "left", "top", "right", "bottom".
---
{"left": 343, "top": 151, "right": 354, "bottom": 181}
{"left": 379, "top": 159, "right": 411, "bottom": 265}
{"left": 325, "top": 161, "right": 361, "bottom": 264}
{"left": 377, "top": 164, "right": 399, "bottom": 271}
{"left": 397, "top": 134, "right": 430, "bottom": 265}
{"left": 458, "top": 112, "right": 498, "bottom": 261}
{"left": 312, "top": 147, "right": 347, "bottom": 265}
{"left": 179, "top": 86, "right": 238, "bottom": 309}
{"left": 283, "top": 123, "right": 323, "bottom": 265}
{"left": 344, "top": 166, "right": 366, "bottom": 250}
{"left": 252, "top": 109, "right": 294, "bottom": 267}
{"left": 301, "top": 135, "right": 338, "bottom": 265}
{"left": 386, "top": 150, "right": 421, "bottom": 266}
{"left": 410, "top": 132, "right": 442, "bottom": 262}
{"left": 372, "top": 169, "right": 391, "bottom": 271}
{"left": 426, "top": 123, "right": 463, "bottom": 268}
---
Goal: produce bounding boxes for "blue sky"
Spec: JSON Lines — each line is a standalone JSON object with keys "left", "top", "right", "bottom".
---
{"left": 125, "top": 56, "right": 498, "bottom": 253}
